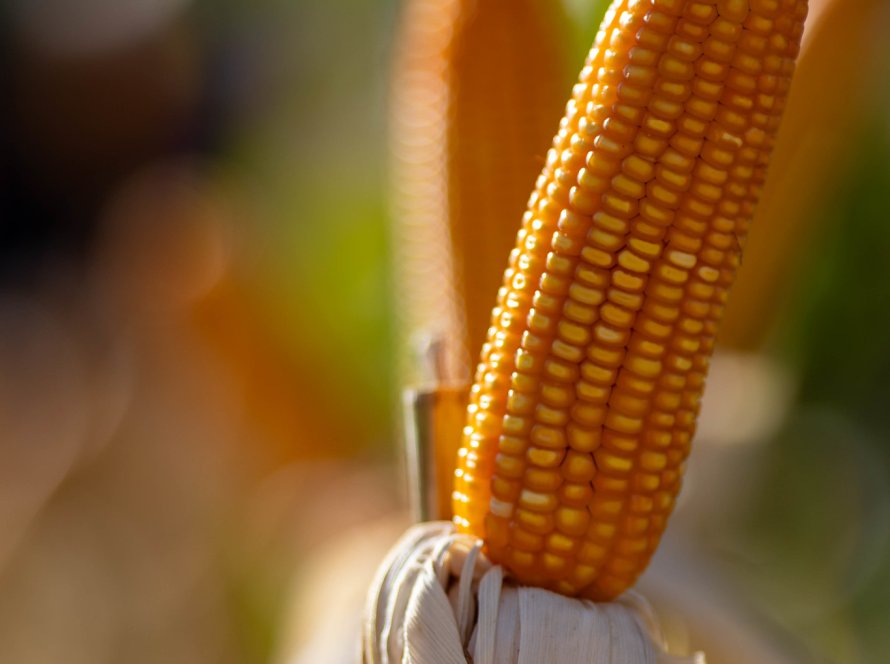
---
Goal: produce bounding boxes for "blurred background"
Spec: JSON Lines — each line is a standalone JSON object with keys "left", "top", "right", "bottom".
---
{"left": 0, "top": 0, "right": 887, "bottom": 662}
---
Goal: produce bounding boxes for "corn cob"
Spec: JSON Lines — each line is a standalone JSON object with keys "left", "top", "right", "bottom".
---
{"left": 453, "top": 0, "right": 809, "bottom": 600}
{"left": 391, "top": 0, "right": 568, "bottom": 385}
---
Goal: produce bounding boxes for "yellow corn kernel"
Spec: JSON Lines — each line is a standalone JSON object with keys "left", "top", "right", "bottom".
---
{"left": 453, "top": 0, "right": 809, "bottom": 600}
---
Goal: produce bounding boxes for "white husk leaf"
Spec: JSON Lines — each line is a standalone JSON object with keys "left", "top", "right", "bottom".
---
{"left": 363, "top": 522, "right": 706, "bottom": 664}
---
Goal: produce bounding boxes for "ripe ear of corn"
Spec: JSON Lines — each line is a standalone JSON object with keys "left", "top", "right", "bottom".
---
{"left": 453, "top": 0, "right": 809, "bottom": 600}
{"left": 391, "top": 0, "right": 569, "bottom": 385}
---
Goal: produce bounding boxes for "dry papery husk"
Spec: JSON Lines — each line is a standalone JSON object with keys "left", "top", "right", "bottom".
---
{"left": 363, "top": 522, "right": 704, "bottom": 664}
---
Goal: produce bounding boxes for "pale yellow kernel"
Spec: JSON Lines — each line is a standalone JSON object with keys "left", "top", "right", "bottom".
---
{"left": 605, "top": 410, "right": 643, "bottom": 435}
{"left": 612, "top": 269, "right": 646, "bottom": 292}
{"left": 633, "top": 472, "right": 661, "bottom": 492}
{"left": 643, "top": 96, "right": 683, "bottom": 122}
{"left": 617, "top": 80, "right": 651, "bottom": 107}
{"left": 516, "top": 507, "right": 556, "bottom": 535}
{"left": 593, "top": 470, "right": 632, "bottom": 493}
{"left": 570, "top": 185, "right": 601, "bottom": 215}
{"left": 645, "top": 9, "right": 678, "bottom": 35}
{"left": 578, "top": 540, "right": 608, "bottom": 566}
{"left": 671, "top": 132, "right": 704, "bottom": 157}
{"left": 693, "top": 77, "right": 723, "bottom": 101}
{"left": 628, "top": 236, "right": 662, "bottom": 259}
{"left": 564, "top": 299, "right": 598, "bottom": 325}
{"left": 490, "top": 498, "right": 514, "bottom": 519}
{"left": 552, "top": 339, "right": 585, "bottom": 364}
{"left": 587, "top": 345, "right": 625, "bottom": 368}
{"left": 677, "top": 113, "right": 708, "bottom": 137}
{"left": 711, "top": 17, "right": 742, "bottom": 42}
{"left": 640, "top": 450, "right": 668, "bottom": 472}
{"left": 666, "top": 248, "right": 697, "bottom": 269}
{"left": 622, "top": 154, "right": 655, "bottom": 182}
{"left": 625, "top": 354, "right": 661, "bottom": 378}
{"left": 567, "top": 424, "right": 601, "bottom": 453}
{"left": 687, "top": 95, "right": 718, "bottom": 120}
{"left": 519, "top": 488, "right": 560, "bottom": 512}
{"left": 607, "top": 287, "right": 643, "bottom": 311}
{"left": 696, "top": 55, "right": 729, "bottom": 81}
{"left": 616, "top": 537, "right": 649, "bottom": 556}
{"left": 628, "top": 45, "right": 659, "bottom": 67}
{"left": 508, "top": 391, "right": 536, "bottom": 415}
{"left": 525, "top": 447, "right": 565, "bottom": 472}
{"left": 618, "top": 248, "right": 651, "bottom": 273}
{"left": 602, "top": 192, "right": 639, "bottom": 219}
{"left": 552, "top": 232, "right": 584, "bottom": 256}
{"left": 638, "top": 199, "right": 673, "bottom": 227}
{"left": 568, "top": 282, "right": 605, "bottom": 307}
{"left": 510, "top": 530, "right": 543, "bottom": 554}
{"left": 558, "top": 320, "right": 590, "bottom": 346}
{"left": 571, "top": 401, "right": 607, "bottom": 427}
{"left": 648, "top": 180, "right": 682, "bottom": 207}
{"left": 575, "top": 262, "right": 609, "bottom": 287}
{"left": 593, "top": 211, "right": 630, "bottom": 234}
{"left": 657, "top": 262, "right": 689, "bottom": 284}
{"left": 503, "top": 414, "right": 532, "bottom": 435}
{"left": 544, "top": 358, "right": 578, "bottom": 384}
{"left": 571, "top": 564, "right": 599, "bottom": 586}
{"left": 496, "top": 453, "right": 525, "bottom": 478}
{"left": 601, "top": 302, "right": 636, "bottom": 328}
{"left": 680, "top": 301, "right": 708, "bottom": 325}
{"left": 733, "top": 50, "right": 762, "bottom": 74}
{"left": 703, "top": 38, "right": 735, "bottom": 63}
{"left": 540, "top": 272, "right": 571, "bottom": 295}
{"left": 637, "top": 314, "right": 671, "bottom": 339}
{"left": 624, "top": 64, "right": 656, "bottom": 88}
{"left": 577, "top": 380, "right": 611, "bottom": 404}
{"left": 697, "top": 264, "right": 721, "bottom": 283}
{"left": 634, "top": 215, "right": 669, "bottom": 238}
{"left": 659, "top": 147, "right": 695, "bottom": 172}
{"left": 555, "top": 506, "right": 590, "bottom": 537}
{"left": 590, "top": 494, "right": 624, "bottom": 527}
{"left": 612, "top": 173, "right": 646, "bottom": 199}
{"left": 686, "top": 2, "right": 717, "bottom": 23}
{"left": 580, "top": 245, "right": 616, "bottom": 268}
{"left": 530, "top": 424, "right": 566, "bottom": 450}
{"left": 659, "top": 54, "right": 695, "bottom": 81}
{"left": 546, "top": 532, "right": 578, "bottom": 555}
{"left": 537, "top": 395, "right": 572, "bottom": 420}
{"left": 657, "top": 79, "right": 692, "bottom": 102}
{"left": 581, "top": 361, "right": 618, "bottom": 385}
{"left": 594, "top": 449, "right": 634, "bottom": 475}
{"left": 644, "top": 429, "right": 673, "bottom": 449}
{"left": 560, "top": 482, "right": 594, "bottom": 508}
{"left": 676, "top": 18, "right": 708, "bottom": 44}
{"left": 588, "top": 228, "right": 625, "bottom": 251}
{"left": 634, "top": 132, "right": 668, "bottom": 159}
{"left": 542, "top": 552, "right": 571, "bottom": 575}
{"left": 514, "top": 371, "right": 542, "bottom": 393}
{"left": 499, "top": 436, "right": 527, "bottom": 458}
{"left": 636, "top": 24, "right": 670, "bottom": 51}
{"left": 667, "top": 35, "right": 700, "bottom": 61}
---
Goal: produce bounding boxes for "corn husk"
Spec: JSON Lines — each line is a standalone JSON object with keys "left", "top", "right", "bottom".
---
{"left": 363, "top": 522, "right": 704, "bottom": 664}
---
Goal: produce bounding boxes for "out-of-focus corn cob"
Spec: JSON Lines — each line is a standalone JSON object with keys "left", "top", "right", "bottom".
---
{"left": 390, "top": 0, "right": 568, "bottom": 385}
{"left": 719, "top": 0, "right": 888, "bottom": 349}
{"left": 453, "top": 0, "right": 810, "bottom": 600}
